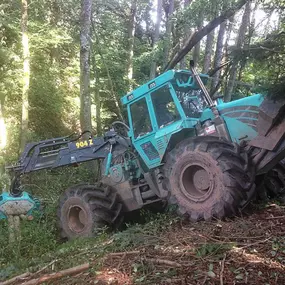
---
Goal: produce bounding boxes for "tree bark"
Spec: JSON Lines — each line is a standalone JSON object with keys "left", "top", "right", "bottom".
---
{"left": 126, "top": 0, "right": 137, "bottom": 90}
{"left": 224, "top": 0, "right": 251, "bottom": 102}
{"left": 202, "top": 30, "right": 215, "bottom": 74}
{"left": 192, "top": 11, "right": 203, "bottom": 68}
{"left": 163, "top": 0, "right": 175, "bottom": 69}
{"left": 164, "top": 0, "right": 249, "bottom": 71}
{"left": 91, "top": 18, "right": 123, "bottom": 121}
{"left": 237, "top": 0, "right": 258, "bottom": 81}
{"left": 20, "top": 263, "right": 90, "bottom": 285}
{"left": 211, "top": 21, "right": 226, "bottom": 94}
{"left": 80, "top": 0, "right": 92, "bottom": 136}
{"left": 180, "top": 0, "right": 192, "bottom": 69}
{"left": 0, "top": 99, "right": 6, "bottom": 150}
{"left": 224, "top": 17, "right": 234, "bottom": 58}
{"left": 94, "top": 66, "right": 102, "bottom": 136}
{"left": 20, "top": 0, "right": 30, "bottom": 152}
{"left": 150, "top": 0, "right": 162, "bottom": 79}
{"left": 90, "top": 45, "right": 102, "bottom": 136}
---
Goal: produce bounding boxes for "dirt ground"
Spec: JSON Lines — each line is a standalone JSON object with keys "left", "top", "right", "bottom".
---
{"left": 50, "top": 204, "right": 285, "bottom": 285}
{"left": 6, "top": 204, "right": 285, "bottom": 285}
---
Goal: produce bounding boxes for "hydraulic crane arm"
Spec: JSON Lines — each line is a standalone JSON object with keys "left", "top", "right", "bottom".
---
{"left": 7, "top": 130, "right": 128, "bottom": 177}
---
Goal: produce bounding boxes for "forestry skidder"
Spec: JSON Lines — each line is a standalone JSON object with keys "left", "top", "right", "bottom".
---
{"left": 2, "top": 61, "right": 285, "bottom": 239}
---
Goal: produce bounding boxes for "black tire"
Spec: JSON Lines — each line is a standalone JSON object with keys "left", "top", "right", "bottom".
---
{"left": 257, "top": 162, "right": 285, "bottom": 201}
{"left": 163, "top": 136, "right": 255, "bottom": 221}
{"left": 57, "top": 183, "right": 122, "bottom": 240}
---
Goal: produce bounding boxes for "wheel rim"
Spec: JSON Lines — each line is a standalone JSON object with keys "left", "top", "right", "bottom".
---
{"left": 180, "top": 164, "right": 212, "bottom": 201}
{"left": 68, "top": 205, "right": 87, "bottom": 233}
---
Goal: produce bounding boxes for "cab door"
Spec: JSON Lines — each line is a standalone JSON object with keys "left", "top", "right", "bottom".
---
{"left": 128, "top": 84, "right": 183, "bottom": 169}
{"left": 128, "top": 95, "right": 161, "bottom": 169}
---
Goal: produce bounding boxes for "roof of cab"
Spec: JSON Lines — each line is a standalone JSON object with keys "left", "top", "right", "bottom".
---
{"left": 121, "top": 69, "right": 208, "bottom": 105}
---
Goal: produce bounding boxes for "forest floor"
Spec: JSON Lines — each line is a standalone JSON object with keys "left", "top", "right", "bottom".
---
{"left": 3, "top": 203, "right": 285, "bottom": 285}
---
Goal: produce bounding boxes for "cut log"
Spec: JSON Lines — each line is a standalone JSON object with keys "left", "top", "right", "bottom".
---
{"left": 21, "top": 263, "right": 90, "bottom": 285}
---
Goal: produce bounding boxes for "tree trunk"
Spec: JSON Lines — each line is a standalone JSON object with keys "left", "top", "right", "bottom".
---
{"left": 224, "top": 0, "right": 251, "bottom": 102}
{"left": 164, "top": 0, "right": 249, "bottom": 71}
{"left": 0, "top": 99, "right": 6, "bottom": 150}
{"left": 264, "top": 9, "right": 273, "bottom": 38}
{"left": 150, "top": 0, "right": 162, "bottom": 79}
{"left": 238, "top": 0, "right": 257, "bottom": 81}
{"left": 180, "top": 0, "right": 193, "bottom": 69}
{"left": 20, "top": 0, "right": 30, "bottom": 152}
{"left": 94, "top": 68, "right": 102, "bottom": 136}
{"left": 192, "top": 11, "right": 203, "bottom": 68}
{"left": 90, "top": 42, "right": 102, "bottom": 136}
{"left": 202, "top": 30, "right": 215, "bottom": 74}
{"left": 224, "top": 17, "right": 234, "bottom": 58}
{"left": 126, "top": 0, "right": 137, "bottom": 90}
{"left": 163, "top": 0, "right": 174, "bottom": 69}
{"left": 91, "top": 17, "right": 123, "bottom": 121}
{"left": 80, "top": 0, "right": 92, "bottom": 136}
{"left": 211, "top": 21, "right": 226, "bottom": 95}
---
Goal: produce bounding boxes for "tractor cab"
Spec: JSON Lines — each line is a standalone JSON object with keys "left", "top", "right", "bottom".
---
{"left": 121, "top": 70, "right": 209, "bottom": 169}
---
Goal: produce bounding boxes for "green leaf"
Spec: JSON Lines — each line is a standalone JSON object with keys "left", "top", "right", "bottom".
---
{"left": 207, "top": 271, "right": 216, "bottom": 278}
{"left": 235, "top": 274, "right": 244, "bottom": 280}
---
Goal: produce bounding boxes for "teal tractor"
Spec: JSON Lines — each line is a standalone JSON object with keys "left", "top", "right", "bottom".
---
{"left": 2, "top": 62, "right": 285, "bottom": 239}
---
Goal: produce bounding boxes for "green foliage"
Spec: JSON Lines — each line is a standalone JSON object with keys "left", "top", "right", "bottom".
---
{"left": 1, "top": 0, "right": 285, "bottom": 280}
{"left": 196, "top": 242, "right": 235, "bottom": 258}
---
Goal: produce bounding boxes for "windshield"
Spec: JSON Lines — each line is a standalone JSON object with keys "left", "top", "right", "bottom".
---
{"left": 175, "top": 89, "right": 208, "bottom": 118}
{"left": 151, "top": 85, "right": 181, "bottom": 129}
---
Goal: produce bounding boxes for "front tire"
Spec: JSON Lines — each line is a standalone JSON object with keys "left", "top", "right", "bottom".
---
{"left": 57, "top": 183, "right": 122, "bottom": 240}
{"left": 163, "top": 137, "right": 255, "bottom": 221}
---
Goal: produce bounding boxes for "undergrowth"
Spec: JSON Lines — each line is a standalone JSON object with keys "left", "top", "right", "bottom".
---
{"left": 0, "top": 164, "right": 178, "bottom": 280}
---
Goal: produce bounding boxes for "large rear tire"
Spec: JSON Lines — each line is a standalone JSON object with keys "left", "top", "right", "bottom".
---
{"left": 163, "top": 137, "right": 255, "bottom": 221}
{"left": 257, "top": 161, "right": 285, "bottom": 202}
{"left": 57, "top": 183, "right": 122, "bottom": 240}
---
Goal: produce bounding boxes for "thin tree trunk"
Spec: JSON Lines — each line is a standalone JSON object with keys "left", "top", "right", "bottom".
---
{"left": 96, "top": 43, "right": 123, "bottom": 120}
{"left": 0, "top": 99, "right": 6, "bottom": 150}
{"left": 192, "top": 11, "right": 203, "bottom": 67}
{"left": 238, "top": 0, "right": 257, "bottom": 81}
{"left": 90, "top": 43, "right": 102, "bottom": 136}
{"left": 180, "top": 0, "right": 191, "bottom": 69}
{"left": 80, "top": 0, "right": 92, "bottom": 135}
{"left": 163, "top": 0, "right": 174, "bottom": 69}
{"left": 211, "top": 21, "right": 226, "bottom": 94}
{"left": 202, "top": 30, "right": 215, "bottom": 74}
{"left": 264, "top": 9, "right": 273, "bottom": 37}
{"left": 94, "top": 67, "right": 102, "bottom": 136}
{"left": 225, "top": 0, "right": 251, "bottom": 102}
{"left": 224, "top": 17, "right": 234, "bottom": 58}
{"left": 127, "top": 0, "right": 137, "bottom": 90}
{"left": 20, "top": 0, "right": 30, "bottom": 152}
{"left": 150, "top": 0, "right": 162, "bottom": 79}
{"left": 91, "top": 17, "right": 123, "bottom": 121}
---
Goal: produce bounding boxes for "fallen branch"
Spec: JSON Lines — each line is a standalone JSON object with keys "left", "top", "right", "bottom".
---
{"left": 34, "top": 259, "right": 58, "bottom": 275}
{"left": 265, "top": 215, "right": 285, "bottom": 220}
{"left": 21, "top": 263, "right": 90, "bottom": 285}
{"left": 142, "top": 258, "right": 182, "bottom": 267}
{"left": 220, "top": 254, "right": 226, "bottom": 285}
{"left": 0, "top": 273, "right": 30, "bottom": 285}
{"left": 108, "top": 250, "right": 140, "bottom": 257}
{"left": 238, "top": 237, "right": 271, "bottom": 250}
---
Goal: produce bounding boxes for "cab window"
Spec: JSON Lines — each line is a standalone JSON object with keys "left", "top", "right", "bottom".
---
{"left": 130, "top": 98, "right": 153, "bottom": 138}
{"left": 151, "top": 85, "right": 180, "bottom": 128}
